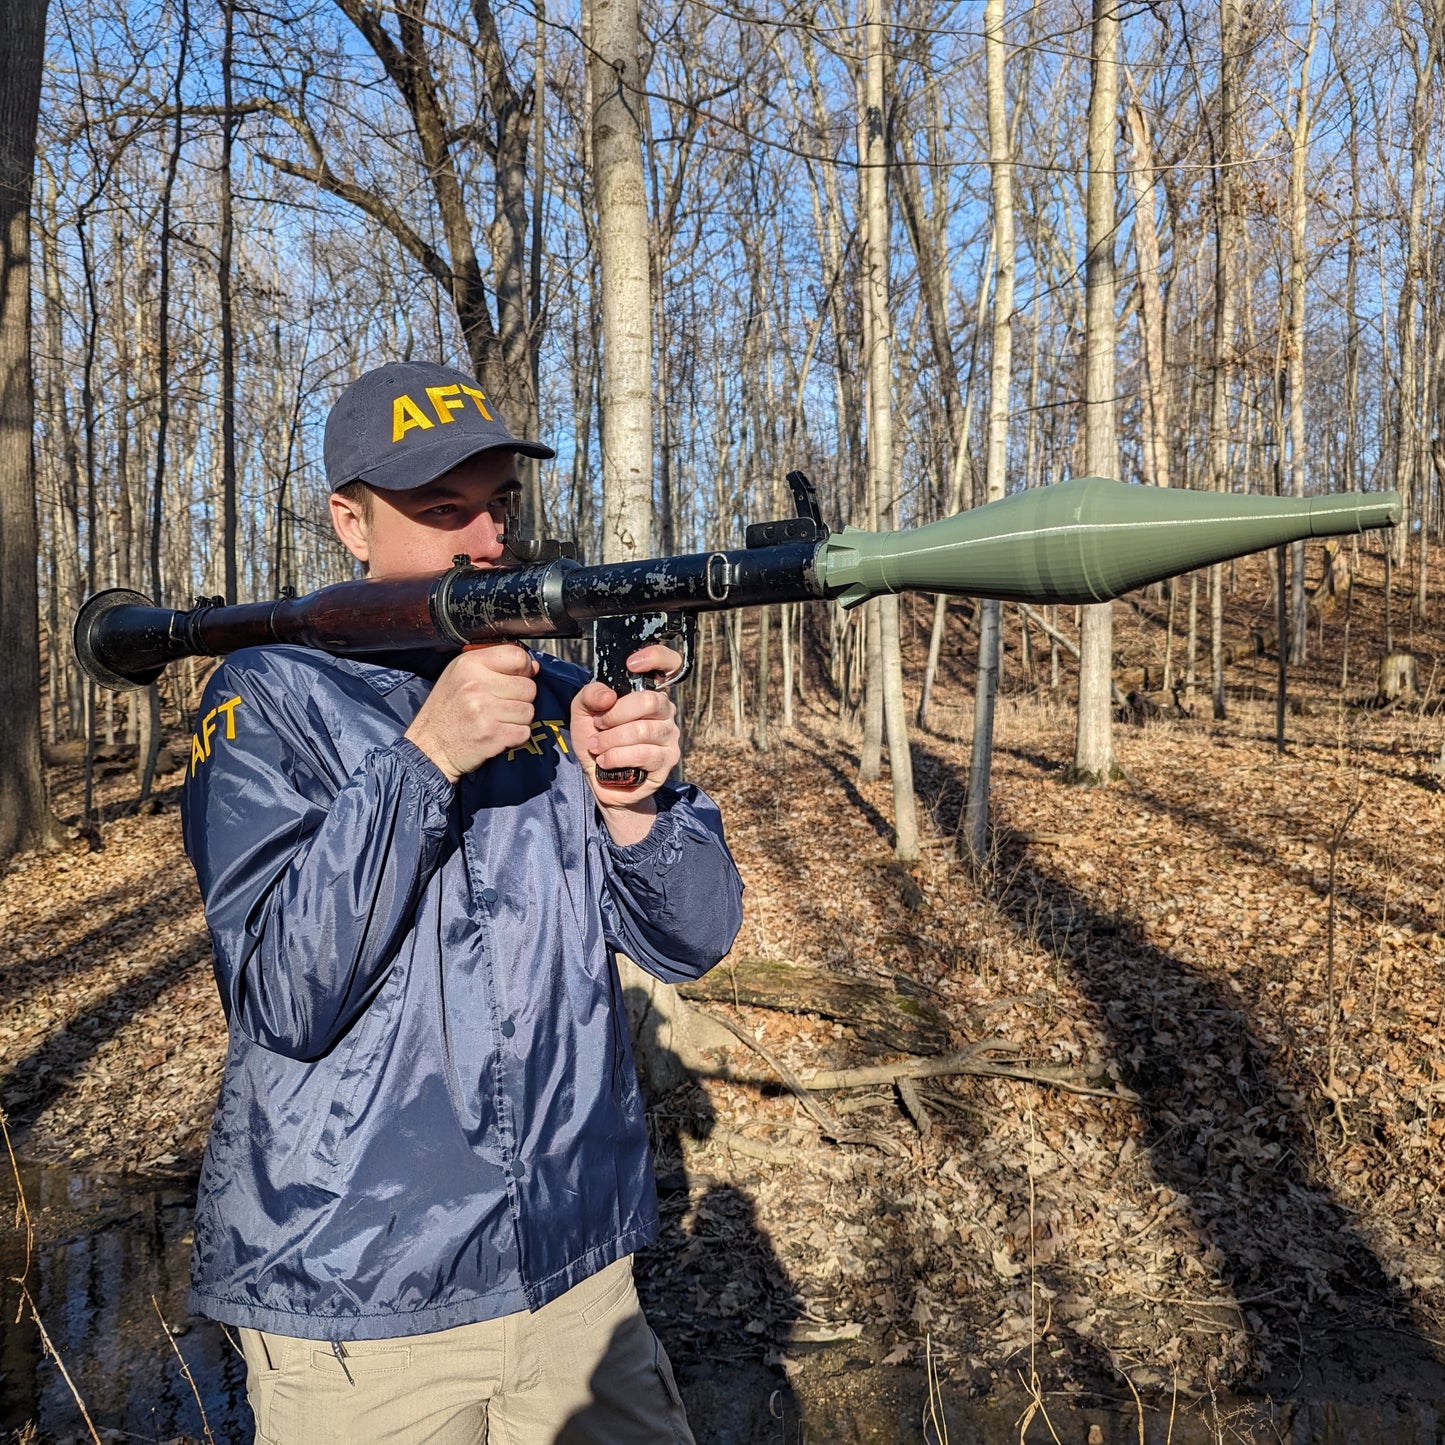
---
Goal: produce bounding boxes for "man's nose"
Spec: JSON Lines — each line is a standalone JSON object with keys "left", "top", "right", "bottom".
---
{"left": 464, "top": 509, "right": 506, "bottom": 562}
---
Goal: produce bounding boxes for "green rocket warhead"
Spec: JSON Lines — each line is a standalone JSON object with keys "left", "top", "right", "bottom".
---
{"left": 816, "top": 476, "right": 1402, "bottom": 607}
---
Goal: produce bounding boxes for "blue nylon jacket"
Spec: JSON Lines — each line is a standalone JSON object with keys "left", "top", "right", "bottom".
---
{"left": 179, "top": 644, "right": 743, "bottom": 1341}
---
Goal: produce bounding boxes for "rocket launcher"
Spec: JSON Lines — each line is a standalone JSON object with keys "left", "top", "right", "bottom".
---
{"left": 75, "top": 471, "right": 1400, "bottom": 774}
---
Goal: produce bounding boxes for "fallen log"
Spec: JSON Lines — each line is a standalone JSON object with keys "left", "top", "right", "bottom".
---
{"left": 799, "top": 1046, "right": 1122, "bottom": 1098}
{"left": 677, "top": 957, "right": 950, "bottom": 1055}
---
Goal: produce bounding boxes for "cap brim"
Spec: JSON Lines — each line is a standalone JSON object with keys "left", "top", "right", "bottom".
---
{"left": 356, "top": 431, "right": 555, "bottom": 492}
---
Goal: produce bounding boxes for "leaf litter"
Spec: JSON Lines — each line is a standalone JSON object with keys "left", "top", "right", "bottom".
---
{"left": 3, "top": 555, "right": 1445, "bottom": 1431}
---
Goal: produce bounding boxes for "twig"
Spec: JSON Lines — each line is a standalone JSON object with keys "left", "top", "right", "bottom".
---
{"left": 1121, "top": 1368, "right": 1146, "bottom": 1445}
{"left": 1325, "top": 795, "right": 1364, "bottom": 1099}
{"left": 804, "top": 1041, "right": 1018, "bottom": 1088}
{"left": 20, "top": 1284, "right": 103, "bottom": 1445}
{"left": 1029, "top": 1108, "right": 1039, "bottom": 1400}
{"left": 1017, "top": 1107, "right": 1062, "bottom": 1445}
{"left": 4, "top": 1112, "right": 102, "bottom": 1443}
{"left": 697, "top": 1009, "right": 908, "bottom": 1155}
{"left": 697, "top": 1014, "right": 1122, "bottom": 1100}
{"left": 699, "top": 1010, "right": 843, "bottom": 1134}
{"left": 704, "top": 1127, "right": 799, "bottom": 1167}
{"left": 924, "top": 1332, "right": 949, "bottom": 1445}
{"left": 896, "top": 1076, "right": 933, "bottom": 1138}
{"left": 1369, "top": 852, "right": 1396, "bottom": 1027}
{"left": 1, "top": 1109, "right": 35, "bottom": 1317}
{"left": 152, "top": 1295, "right": 216, "bottom": 1445}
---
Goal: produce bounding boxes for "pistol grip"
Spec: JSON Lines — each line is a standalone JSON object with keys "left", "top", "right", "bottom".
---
{"left": 590, "top": 613, "right": 695, "bottom": 788}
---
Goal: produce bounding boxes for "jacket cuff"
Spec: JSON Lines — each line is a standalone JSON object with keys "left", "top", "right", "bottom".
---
{"left": 604, "top": 786, "right": 684, "bottom": 865}
{"left": 390, "top": 736, "right": 457, "bottom": 815}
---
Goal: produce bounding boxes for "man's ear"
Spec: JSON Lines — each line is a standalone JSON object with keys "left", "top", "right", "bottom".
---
{"left": 330, "top": 490, "right": 371, "bottom": 563}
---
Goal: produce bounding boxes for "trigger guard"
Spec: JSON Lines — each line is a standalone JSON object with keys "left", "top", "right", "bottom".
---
{"left": 643, "top": 656, "right": 688, "bottom": 691}
{"left": 591, "top": 612, "right": 695, "bottom": 694}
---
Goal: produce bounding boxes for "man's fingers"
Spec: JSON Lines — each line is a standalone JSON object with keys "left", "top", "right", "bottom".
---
{"left": 459, "top": 642, "right": 539, "bottom": 677}
{"left": 585, "top": 717, "right": 673, "bottom": 755}
{"left": 581, "top": 687, "right": 674, "bottom": 727}
{"left": 453, "top": 663, "right": 537, "bottom": 705}
{"left": 624, "top": 644, "right": 683, "bottom": 678}
{"left": 486, "top": 676, "right": 538, "bottom": 705}
{"left": 575, "top": 680, "right": 619, "bottom": 715}
{"left": 484, "top": 698, "right": 537, "bottom": 727}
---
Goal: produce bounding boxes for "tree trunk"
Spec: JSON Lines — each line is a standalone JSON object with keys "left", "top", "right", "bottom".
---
{"left": 1286, "top": 1, "right": 1320, "bottom": 665}
{"left": 1125, "top": 99, "right": 1171, "bottom": 491}
{"left": 587, "top": 0, "right": 700, "bottom": 1092}
{"left": 219, "top": 0, "right": 239, "bottom": 603}
{"left": 918, "top": 233, "right": 992, "bottom": 730}
{"left": 1072, "top": 0, "right": 1119, "bottom": 784}
{"left": 1337, "top": 57, "right": 1361, "bottom": 501}
{"left": 529, "top": 0, "right": 547, "bottom": 534}
{"left": 589, "top": 0, "right": 654, "bottom": 563}
{"left": 862, "top": 0, "right": 918, "bottom": 862}
{"left": 962, "top": 0, "right": 1016, "bottom": 864}
{"left": 0, "top": 0, "right": 60, "bottom": 861}
{"left": 1208, "top": 0, "right": 1244, "bottom": 721}
{"left": 38, "top": 164, "right": 84, "bottom": 738}
{"left": 1393, "top": 9, "right": 1433, "bottom": 588}
{"left": 141, "top": 0, "right": 189, "bottom": 801}
{"left": 754, "top": 606, "right": 771, "bottom": 751}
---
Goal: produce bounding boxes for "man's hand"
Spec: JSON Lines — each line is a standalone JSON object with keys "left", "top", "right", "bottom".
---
{"left": 571, "top": 644, "right": 682, "bottom": 844}
{"left": 405, "top": 643, "right": 540, "bottom": 784}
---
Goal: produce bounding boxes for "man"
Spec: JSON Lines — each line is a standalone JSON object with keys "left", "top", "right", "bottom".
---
{"left": 181, "top": 360, "right": 743, "bottom": 1443}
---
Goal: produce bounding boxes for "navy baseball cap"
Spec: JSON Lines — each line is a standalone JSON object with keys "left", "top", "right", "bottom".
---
{"left": 324, "top": 361, "right": 555, "bottom": 492}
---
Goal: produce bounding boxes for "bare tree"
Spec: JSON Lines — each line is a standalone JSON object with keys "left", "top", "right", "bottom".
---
{"left": 1284, "top": 1, "right": 1321, "bottom": 664}
{"left": 1072, "top": 0, "right": 1119, "bottom": 784}
{"left": 212, "top": 0, "right": 237, "bottom": 604}
{"left": 1391, "top": 0, "right": 1437, "bottom": 611}
{"left": 0, "top": 0, "right": 59, "bottom": 861}
{"left": 862, "top": 0, "right": 919, "bottom": 862}
{"left": 255, "top": 0, "right": 545, "bottom": 523}
{"left": 589, "top": 0, "right": 654, "bottom": 563}
{"left": 1125, "top": 95, "right": 1171, "bottom": 492}
{"left": 1208, "top": 0, "right": 1244, "bottom": 721}
{"left": 586, "top": 0, "right": 702, "bottom": 1088}
{"left": 961, "top": 0, "right": 1016, "bottom": 864}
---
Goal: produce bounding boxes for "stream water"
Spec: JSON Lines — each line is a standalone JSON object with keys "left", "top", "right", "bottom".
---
{"left": 0, "top": 1164, "right": 247, "bottom": 1441}
{"left": 3, "top": 1164, "right": 1442, "bottom": 1444}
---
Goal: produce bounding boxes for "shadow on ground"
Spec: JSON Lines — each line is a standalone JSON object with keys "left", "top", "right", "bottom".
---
{"left": 915, "top": 738, "right": 1445, "bottom": 1406}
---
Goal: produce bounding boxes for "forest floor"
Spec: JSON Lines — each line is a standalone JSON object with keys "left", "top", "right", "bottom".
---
{"left": 4, "top": 550, "right": 1445, "bottom": 1443}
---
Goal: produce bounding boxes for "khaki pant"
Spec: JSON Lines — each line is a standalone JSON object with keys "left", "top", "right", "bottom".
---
{"left": 237, "top": 1256, "right": 694, "bottom": 1445}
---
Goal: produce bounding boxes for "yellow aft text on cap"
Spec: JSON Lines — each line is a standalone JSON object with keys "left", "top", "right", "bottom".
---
{"left": 392, "top": 383, "right": 493, "bottom": 442}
